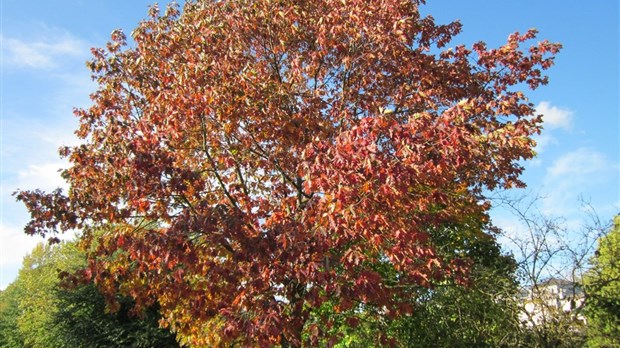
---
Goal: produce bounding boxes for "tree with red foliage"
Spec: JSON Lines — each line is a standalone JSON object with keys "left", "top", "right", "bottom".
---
{"left": 15, "top": 0, "right": 560, "bottom": 346}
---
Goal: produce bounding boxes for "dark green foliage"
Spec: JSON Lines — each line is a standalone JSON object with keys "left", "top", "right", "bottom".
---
{"left": 0, "top": 241, "right": 180, "bottom": 348}
{"left": 394, "top": 276, "right": 520, "bottom": 347}
{"left": 305, "top": 220, "right": 525, "bottom": 347}
{"left": 392, "top": 222, "right": 523, "bottom": 347}
{"left": 0, "top": 284, "right": 25, "bottom": 348}
{"left": 520, "top": 321, "right": 586, "bottom": 348}
{"left": 53, "top": 283, "right": 179, "bottom": 348}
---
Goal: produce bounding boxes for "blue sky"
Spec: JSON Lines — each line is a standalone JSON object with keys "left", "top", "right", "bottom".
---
{"left": 1, "top": 1, "right": 618, "bottom": 289}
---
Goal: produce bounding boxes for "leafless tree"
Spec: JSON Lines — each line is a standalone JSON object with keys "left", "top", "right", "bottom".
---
{"left": 492, "top": 193, "right": 611, "bottom": 347}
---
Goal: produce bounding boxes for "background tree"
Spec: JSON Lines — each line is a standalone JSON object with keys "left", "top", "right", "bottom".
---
{"left": 315, "top": 219, "right": 524, "bottom": 347}
{"left": 497, "top": 194, "right": 611, "bottom": 347}
{"left": 584, "top": 215, "right": 620, "bottom": 347}
{"left": 0, "top": 283, "right": 25, "bottom": 348}
{"left": 15, "top": 0, "right": 560, "bottom": 345}
{"left": 53, "top": 280, "right": 180, "bottom": 348}
{"left": 393, "top": 221, "right": 522, "bottom": 347}
{"left": 10, "top": 243, "right": 71, "bottom": 348}
{"left": 0, "top": 241, "right": 179, "bottom": 348}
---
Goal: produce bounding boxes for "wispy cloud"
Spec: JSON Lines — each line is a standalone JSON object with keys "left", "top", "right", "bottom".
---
{"left": 536, "top": 101, "right": 574, "bottom": 131}
{"left": 0, "top": 222, "right": 47, "bottom": 289}
{"left": 16, "top": 163, "right": 69, "bottom": 192}
{"left": 531, "top": 101, "right": 573, "bottom": 154}
{"left": 1, "top": 31, "right": 86, "bottom": 70}
{"left": 0, "top": 223, "right": 45, "bottom": 267}
{"left": 1, "top": 26, "right": 92, "bottom": 289}
{"left": 540, "top": 148, "right": 620, "bottom": 215}
{"left": 532, "top": 133, "right": 558, "bottom": 154}
{"left": 547, "top": 148, "right": 612, "bottom": 178}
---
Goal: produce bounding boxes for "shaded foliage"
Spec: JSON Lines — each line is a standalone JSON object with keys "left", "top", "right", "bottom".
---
{"left": 0, "top": 242, "right": 179, "bottom": 348}
{"left": 53, "top": 282, "right": 179, "bottom": 348}
{"left": 0, "top": 284, "right": 25, "bottom": 348}
{"left": 394, "top": 223, "right": 522, "bottom": 347}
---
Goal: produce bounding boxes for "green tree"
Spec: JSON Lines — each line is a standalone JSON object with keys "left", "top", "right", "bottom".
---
{"left": 305, "top": 220, "right": 524, "bottom": 347}
{"left": 584, "top": 215, "right": 620, "bottom": 347}
{"left": 0, "top": 241, "right": 179, "bottom": 348}
{"left": 13, "top": 243, "right": 70, "bottom": 348}
{"left": 53, "top": 282, "right": 179, "bottom": 348}
{"left": 0, "top": 283, "right": 25, "bottom": 348}
{"left": 0, "top": 242, "right": 83, "bottom": 348}
{"left": 393, "top": 224, "right": 523, "bottom": 347}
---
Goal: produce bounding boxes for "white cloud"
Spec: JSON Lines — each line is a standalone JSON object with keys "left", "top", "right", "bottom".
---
{"left": 15, "top": 163, "right": 69, "bottom": 192}
{"left": 0, "top": 223, "right": 44, "bottom": 267}
{"left": 0, "top": 222, "right": 45, "bottom": 289}
{"left": 532, "top": 133, "right": 558, "bottom": 154}
{"left": 540, "top": 148, "right": 620, "bottom": 216}
{"left": 1, "top": 32, "right": 86, "bottom": 70}
{"left": 536, "top": 101, "right": 573, "bottom": 131}
{"left": 547, "top": 148, "right": 611, "bottom": 177}
{"left": 1, "top": 26, "right": 92, "bottom": 288}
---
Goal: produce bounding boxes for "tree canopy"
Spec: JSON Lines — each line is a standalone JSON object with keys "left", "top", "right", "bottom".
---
{"left": 15, "top": 0, "right": 560, "bottom": 345}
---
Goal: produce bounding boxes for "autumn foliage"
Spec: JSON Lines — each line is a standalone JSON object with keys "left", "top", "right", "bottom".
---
{"left": 15, "top": 0, "right": 560, "bottom": 346}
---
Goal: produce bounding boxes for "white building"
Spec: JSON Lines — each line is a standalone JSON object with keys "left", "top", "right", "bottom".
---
{"left": 519, "top": 278, "right": 586, "bottom": 327}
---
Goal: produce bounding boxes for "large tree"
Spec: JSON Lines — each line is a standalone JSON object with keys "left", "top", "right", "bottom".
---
{"left": 15, "top": 0, "right": 560, "bottom": 345}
